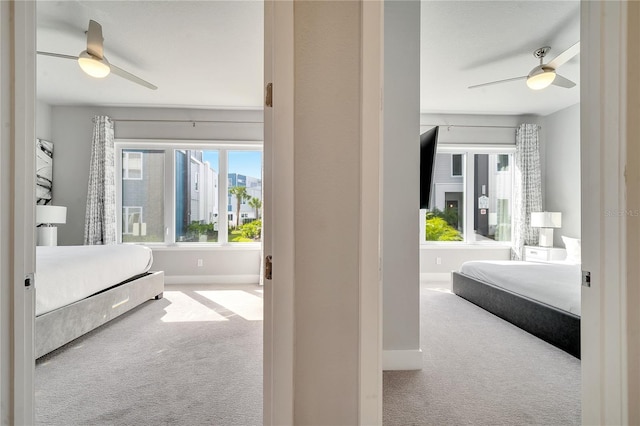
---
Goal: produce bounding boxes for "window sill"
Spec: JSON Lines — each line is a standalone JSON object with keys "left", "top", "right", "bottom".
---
{"left": 124, "top": 243, "right": 261, "bottom": 251}
{"left": 420, "top": 242, "right": 512, "bottom": 250}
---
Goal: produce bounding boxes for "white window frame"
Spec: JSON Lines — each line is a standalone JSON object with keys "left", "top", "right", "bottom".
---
{"left": 122, "top": 151, "right": 143, "bottom": 180}
{"left": 421, "top": 144, "right": 516, "bottom": 246}
{"left": 115, "top": 139, "right": 263, "bottom": 247}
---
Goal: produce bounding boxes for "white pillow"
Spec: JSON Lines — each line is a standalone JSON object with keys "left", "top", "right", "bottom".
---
{"left": 562, "top": 236, "right": 581, "bottom": 264}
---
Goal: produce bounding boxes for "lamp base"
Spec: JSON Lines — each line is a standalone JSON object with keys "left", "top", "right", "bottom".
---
{"left": 37, "top": 226, "right": 58, "bottom": 246}
{"left": 538, "top": 228, "right": 554, "bottom": 247}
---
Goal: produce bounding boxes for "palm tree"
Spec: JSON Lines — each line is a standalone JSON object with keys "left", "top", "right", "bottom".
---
{"left": 229, "top": 186, "right": 249, "bottom": 227}
{"left": 248, "top": 197, "right": 262, "bottom": 220}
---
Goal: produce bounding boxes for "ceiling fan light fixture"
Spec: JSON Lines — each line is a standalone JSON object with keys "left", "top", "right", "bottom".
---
{"left": 77, "top": 51, "right": 110, "bottom": 78}
{"left": 526, "top": 66, "right": 556, "bottom": 90}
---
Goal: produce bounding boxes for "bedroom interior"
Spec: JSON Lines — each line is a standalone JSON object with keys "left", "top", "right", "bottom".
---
{"left": 23, "top": 0, "right": 586, "bottom": 423}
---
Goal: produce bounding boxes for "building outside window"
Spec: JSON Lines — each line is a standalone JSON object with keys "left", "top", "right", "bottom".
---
{"left": 424, "top": 149, "right": 513, "bottom": 244}
{"left": 121, "top": 150, "right": 164, "bottom": 243}
{"left": 122, "top": 151, "right": 143, "bottom": 180}
{"left": 117, "top": 143, "right": 262, "bottom": 245}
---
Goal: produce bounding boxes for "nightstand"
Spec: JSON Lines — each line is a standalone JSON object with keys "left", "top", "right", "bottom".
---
{"left": 523, "top": 246, "right": 566, "bottom": 262}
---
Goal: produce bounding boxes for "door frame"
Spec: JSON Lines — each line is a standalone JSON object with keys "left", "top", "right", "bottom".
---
{"left": 0, "top": 0, "right": 36, "bottom": 424}
{"left": 580, "top": 1, "right": 639, "bottom": 424}
{"left": 262, "top": 0, "right": 295, "bottom": 424}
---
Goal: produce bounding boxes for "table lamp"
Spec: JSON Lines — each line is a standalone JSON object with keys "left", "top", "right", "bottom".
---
{"left": 36, "top": 205, "right": 67, "bottom": 246}
{"left": 530, "top": 211, "right": 562, "bottom": 247}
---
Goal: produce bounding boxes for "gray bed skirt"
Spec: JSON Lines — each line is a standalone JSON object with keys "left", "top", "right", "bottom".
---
{"left": 35, "top": 270, "right": 165, "bottom": 359}
{"left": 452, "top": 271, "right": 580, "bottom": 359}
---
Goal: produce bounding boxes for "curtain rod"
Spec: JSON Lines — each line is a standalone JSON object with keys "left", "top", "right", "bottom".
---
{"left": 95, "top": 118, "right": 263, "bottom": 125}
{"left": 423, "top": 124, "right": 541, "bottom": 129}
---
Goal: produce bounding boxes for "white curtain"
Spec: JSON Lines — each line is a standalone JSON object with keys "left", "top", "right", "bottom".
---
{"left": 512, "top": 123, "right": 542, "bottom": 260}
{"left": 84, "top": 116, "right": 116, "bottom": 245}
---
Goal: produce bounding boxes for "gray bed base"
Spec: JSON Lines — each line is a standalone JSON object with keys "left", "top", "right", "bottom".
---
{"left": 452, "top": 271, "right": 580, "bottom": 359}
{"left": 35, "top": 270, "right": 165, "bottom": 359}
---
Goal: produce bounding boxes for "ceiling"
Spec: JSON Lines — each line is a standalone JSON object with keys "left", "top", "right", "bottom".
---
{"left": 36, "top": 1, "right": 580, "bottom": 116}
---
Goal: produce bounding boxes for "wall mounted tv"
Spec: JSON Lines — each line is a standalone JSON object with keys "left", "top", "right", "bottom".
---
{"left": 419, "top": 126, "right": 439, "bottom": 209}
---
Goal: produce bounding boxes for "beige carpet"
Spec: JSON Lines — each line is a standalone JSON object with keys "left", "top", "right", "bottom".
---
{"left": 383, "top": 282, "right": 581, "bottom": 426}
{"left": 36, "top": 284, "right": 263, "bottom": 426}
{"left": 36, "top": 281, "right": 580, "bottom": 425}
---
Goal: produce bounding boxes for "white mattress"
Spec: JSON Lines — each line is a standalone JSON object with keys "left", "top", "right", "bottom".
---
{"left": 35, "top": 245, "right": 153, "bottom": 316}
{"left": 459, "top": 260, "right": 582, "bottom": 316}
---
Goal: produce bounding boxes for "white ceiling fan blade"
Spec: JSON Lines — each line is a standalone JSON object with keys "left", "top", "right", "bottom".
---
{"left": 468, "top": 76, "right": 526, "bottom": 89}
{"left": 37, "top": 51, "right": 79, "bottom": 61}
{"left": 551, "top": 74, "right": 576, "bottom": 88}
{"left": 110, "top": 64, "right": 158, "bottom": 90}
{"left": 86, "top": 20, "right": 104, "bottom": 59}
{"left": 547, "top": 41, "right": 580, "bottom": 70}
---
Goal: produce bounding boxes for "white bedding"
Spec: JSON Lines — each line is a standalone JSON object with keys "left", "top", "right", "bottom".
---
{"left": 35, "top": 245, "right": 153, "bottom": 316}
{"left": 459, "top": 260, "right": 582, "bottom": 316}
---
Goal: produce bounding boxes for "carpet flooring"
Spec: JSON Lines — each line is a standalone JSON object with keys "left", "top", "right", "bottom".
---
{"left": 36, "top": 281, "right": 580, "bottom": 425}
{"left": 383, "top": 282, "right": 581, "bottom": 426}
{"left": 35, "top": 284, "right": 263, "bottom": 426}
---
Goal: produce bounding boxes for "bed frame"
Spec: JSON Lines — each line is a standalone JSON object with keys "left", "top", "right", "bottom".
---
{"left": 35, "top": 270, "right": 164, "bottom": 359}
{"left": 452, "top": 271, "right": 580, "bottom": 359}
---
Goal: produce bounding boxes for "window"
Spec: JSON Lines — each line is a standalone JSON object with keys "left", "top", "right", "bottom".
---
{"left": 497, "top": 154, "right": 509, "bottom": 171}
{"left": 175, "top": 150, "right": 219, "bottom": 243}
{"left": 117, "top": 143, "right": 262, "bottom": 245}
{"left": 426, "top": 153, "right": 464, "bottom": 241}
{"left": 122, "top": 206, "right": 143, "bottom": 235}
{"left": 121, "top": 150, "right": 164, "bottom": 242}
{"left": 228, "top": 151, "right": 263, "bottom": 242}
{"left": 423, "top": 149, "right": 514, "bottom": 244}
{"left": 123, "top": 152, "right": 143, "bottom": 180}
{"left": 451, "top": 154, "right": 463, "bottom": 177}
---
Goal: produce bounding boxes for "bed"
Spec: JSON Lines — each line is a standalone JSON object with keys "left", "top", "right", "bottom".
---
{"left": 35, "top": 244, "right": 164, "bottom": 358}
{"left": 452, "top": 259, "right": 581, "bottom": 358}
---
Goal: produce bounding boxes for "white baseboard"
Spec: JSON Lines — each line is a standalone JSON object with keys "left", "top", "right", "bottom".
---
{"left": 420, "top": 272, "right": 452, "bottom": 282}
{"left": 164, "top": 274, "right": 260, "bottom": 285}
{"left": 383, "top": 349, "right": 423, "bottom": 371}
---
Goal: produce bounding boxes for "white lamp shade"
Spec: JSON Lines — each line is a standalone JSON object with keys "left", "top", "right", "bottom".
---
{"left": 36, "top": 205, "right": 67, "bottom": 225}
{"left": 530, "top": 211, "right": 562, "bottom": 228}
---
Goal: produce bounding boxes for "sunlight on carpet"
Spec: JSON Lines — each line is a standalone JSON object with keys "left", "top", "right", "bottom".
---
{"left": 424, "top": 287, "right": 452, "bottom": 294}
{"left": 161, "top": 291, "right": 229, "bottom": 322}
{"left": 197, "top": 290, "right": 263, "bottom": 321}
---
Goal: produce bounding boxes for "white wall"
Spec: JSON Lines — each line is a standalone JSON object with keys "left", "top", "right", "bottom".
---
{"left": 382, "top": 0, "right": 421, "bottom": 369}
{"left": 50, "top": 106, "right": 262, "bottom": 281}
{"left": 420, "top": 246, "right": 511, "bottom": 276}
{"left": 541, "top": 103, "right": 581, "bottom": 246}
{"left": 36, "top": 100, "right": 52, "bottom": 141}
{"left": 292, "top": 1, "right": 361, "bottom": 422}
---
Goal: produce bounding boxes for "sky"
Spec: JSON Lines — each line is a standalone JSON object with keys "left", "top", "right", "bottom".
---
{"left": 202, "top": 150, "right": 262, "bottom": 180}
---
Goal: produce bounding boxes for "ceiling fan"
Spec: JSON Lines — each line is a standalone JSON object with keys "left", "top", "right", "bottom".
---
{"left": 37, "top": 20, "right": 157, "bottom": 90}
{"left": 469, "top": 41, "right": 580, "bottom": 91}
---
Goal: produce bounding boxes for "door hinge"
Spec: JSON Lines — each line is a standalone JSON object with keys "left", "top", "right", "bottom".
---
{"left": 265, "top": 255, "right": 273, "bottom": 280}
{"left": 265, "top": 83, "right": 273, "bottom": 108}
{"left": 582, "top": 270, "right": 591, "bottom": 287}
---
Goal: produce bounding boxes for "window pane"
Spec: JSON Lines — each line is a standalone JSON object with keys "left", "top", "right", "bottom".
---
{"left": 175, "top": 150, "right": 219, "bottom": 243}
{"left": 451, "top": 154, "right": 463, "bottom": 176}
{"left": 474, "top": 153, "right": 512, "bottom": 242}
{"left": 425, "top": 153, "right": 464, "bottom": 241}
{"left": 228, "top": 151, "right": 262, "bottom": 243}
{"left": 121, "top": 150, "right": 165, "bottom": 242}
{"left": 123, "top": 152, "right": 143, "bottom": 180}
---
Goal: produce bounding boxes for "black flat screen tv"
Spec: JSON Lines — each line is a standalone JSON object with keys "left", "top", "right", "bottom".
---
{"left": 420, "top": 126, "right": 439, "bottom": 209}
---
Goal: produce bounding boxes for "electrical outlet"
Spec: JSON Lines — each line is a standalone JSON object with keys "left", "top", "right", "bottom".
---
{"left": 436, "top": 257, "right": 442, "bottom": 265}
{"left": 197, "top": 259, "right": 203, "bottom": 267}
